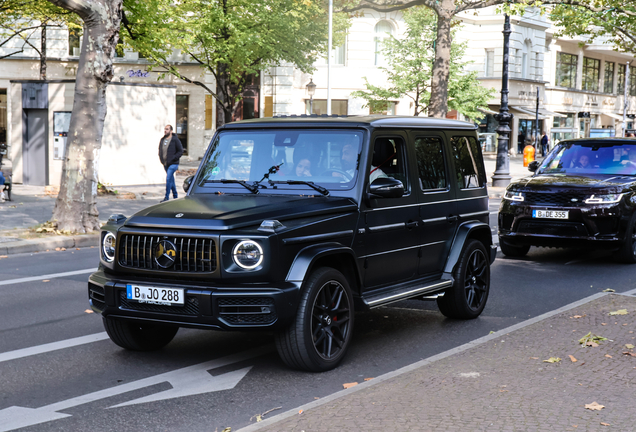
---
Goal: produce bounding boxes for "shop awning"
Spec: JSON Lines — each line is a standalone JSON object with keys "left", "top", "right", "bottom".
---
{"left": 602, "top": 112, "right": 626, "bottom": 121}
{"left": 539, "top": 108, "right": 567, "bottom": 118}
{"left": 510, "top": 106, "right": 547, "bottom": 119}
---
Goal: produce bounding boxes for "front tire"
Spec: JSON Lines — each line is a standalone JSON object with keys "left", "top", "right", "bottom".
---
{"left": 614, "top": 214, "right": 636, "bottom": 263}
{"left": 499, "top": 238, "right": 530, "bottom": 257}
{"left": 275, "top": 267, "right": 354, "bottom": 372}
{"left": 437, "top": 240, "right": 490, "bottom": 319}
{"left": 103, "top": 317, "right": 178, "bottom": 351}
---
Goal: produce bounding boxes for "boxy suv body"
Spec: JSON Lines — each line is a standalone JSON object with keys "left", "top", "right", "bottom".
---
{"left": 89, "top": 116, "right": 496, "bottom": 371}
{"left": 499, "top": 138, "right": 636, "bottom": 262}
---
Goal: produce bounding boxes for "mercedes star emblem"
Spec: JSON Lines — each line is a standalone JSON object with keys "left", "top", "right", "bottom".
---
{"left": 175, "top": 213, "right": 184, "bottom": 218}
{"left": 154, "top": 240, "right": 177, "bottom": 268}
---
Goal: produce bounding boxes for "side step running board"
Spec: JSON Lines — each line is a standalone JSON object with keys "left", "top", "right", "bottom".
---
{"left": 363, "top": 279, "right": 453, "bottom": 309}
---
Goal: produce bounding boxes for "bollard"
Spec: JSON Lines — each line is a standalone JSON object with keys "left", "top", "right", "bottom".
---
{"left": 523, "top": 144, "right": 536, "bottom": 167}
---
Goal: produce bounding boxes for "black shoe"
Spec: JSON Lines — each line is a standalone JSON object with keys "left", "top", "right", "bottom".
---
{"left": 160, "top": 198, "right": 169, "bottom": 203}
{"left": 173, "top": 195, "right": 178, "bottom": 199}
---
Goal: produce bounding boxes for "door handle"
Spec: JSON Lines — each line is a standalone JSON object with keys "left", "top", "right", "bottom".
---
{"left": 447, "top": 215, "right": 458, "bottom": 223}
{"left": 406, "top": 221, "right": 419, "bottom": 229}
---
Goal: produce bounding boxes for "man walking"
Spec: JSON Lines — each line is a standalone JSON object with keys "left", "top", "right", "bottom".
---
{"left": 540, "top": 131, "right": 549, "bottom": 157}
{"left": 158, "top": 125, "right": 184, "bottom": 203}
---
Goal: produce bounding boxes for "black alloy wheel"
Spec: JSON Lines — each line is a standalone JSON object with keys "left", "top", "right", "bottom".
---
{"left": 103, "top": 317, "right": 179, "bottom": 351}
{"left": 437, "top": 240, "right": 490, "bottom": 319}
{"left": 614, "top": 213, "right": 636, "bottom": 263}
{"left": 275, "top": 267, "right": 354, "bottom": 372}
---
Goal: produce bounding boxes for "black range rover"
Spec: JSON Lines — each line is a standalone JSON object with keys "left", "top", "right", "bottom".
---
{"left": 89, "top": 116, "right": 496, "bottom": 371}
{"left": 499, "top": 138, "right": 636, "bottom": 262}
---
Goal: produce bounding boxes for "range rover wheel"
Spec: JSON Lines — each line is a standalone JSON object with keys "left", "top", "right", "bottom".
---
{"left": 275, "top": 267, "right": 354, "bottom": 372}
{"left": 437, "top": 240, "right": 490, "bottom": 319}
{"left": 614, "top": 214, "right": 636, "bottom": 263}
{"left": 499, "top": 238, "right": 530, "bottom": 257}
{"left": 103, "top": 317, "right": 178, "bottom": 351}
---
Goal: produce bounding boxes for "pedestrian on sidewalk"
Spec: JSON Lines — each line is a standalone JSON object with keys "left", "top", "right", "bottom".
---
{"left": 158, "top": 125, "right": 184, "bottom": 203}
{"left": 540, "top": 131, "right": 549, "bottom": 157}
{"left": 517, "top": 132, "right": 525, "bottom": 155}
{"left": 0, "top": 169, "right": 5, "bottom": 202}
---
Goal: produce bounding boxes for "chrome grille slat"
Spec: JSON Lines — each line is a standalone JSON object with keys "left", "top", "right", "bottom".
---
{"left": 118, "top": 234, "right": 216, "bottom": 273}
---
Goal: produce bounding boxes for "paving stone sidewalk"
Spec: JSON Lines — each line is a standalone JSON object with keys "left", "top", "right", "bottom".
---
{"left": 242, "top": 294, "right": 636, "bottom": 432}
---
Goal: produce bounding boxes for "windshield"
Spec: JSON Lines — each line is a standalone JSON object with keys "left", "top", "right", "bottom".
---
{"left": 194, "top": 129, "right": 364, "bottom": 192}
{"left": 538, "top": 141, "right": 636, "bottom": 176}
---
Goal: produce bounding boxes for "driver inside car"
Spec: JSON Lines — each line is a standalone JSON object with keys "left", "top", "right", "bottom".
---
{"left": 333, "top": 143, "right": 388, "bottom": 182}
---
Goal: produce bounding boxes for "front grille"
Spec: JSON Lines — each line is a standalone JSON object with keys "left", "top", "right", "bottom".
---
{"left": 118, "top": 234, "right": 216, "bottom": 273}
{"left": 523, "top": 192, "right": 587, "bottom": 207}
{"left": 218, "top": 297, "right": 277, "bottom": 325}
{"left": 119, "top": 291, "right": 199, "bottom": 315}
{"left": 517, "top": 220, "right": 589, "bottom": 237}
{"left": 89, "top": 283, "right": 105, "bottom": 311}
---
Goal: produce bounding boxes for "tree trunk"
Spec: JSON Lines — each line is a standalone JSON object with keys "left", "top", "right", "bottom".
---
{"left": 40, "top": 24, "right": 47, "bottom": 80}
{"left": 48, "top": 0, "right": 122, "bottom": 233}
{"left": 428, "top": 2, "right": 454, "bottom": 118}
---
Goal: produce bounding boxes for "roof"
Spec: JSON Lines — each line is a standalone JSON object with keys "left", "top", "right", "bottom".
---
{"left": 558, "top": 138, "right": 636, "bottom": 146}
{"left": 219, "top": 115, "right": 478, "bottom": 130}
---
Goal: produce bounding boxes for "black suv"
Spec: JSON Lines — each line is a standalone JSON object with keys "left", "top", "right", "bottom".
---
{"left": 499, "top": 138, "right": 636, "bottom": 262}
{"left": 89, "top": 116, "right": 495, "bottom": 371}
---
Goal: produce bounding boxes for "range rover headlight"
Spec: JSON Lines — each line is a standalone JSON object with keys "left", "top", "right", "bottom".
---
{"left": 585, "top": 194, "right": 623, "bottom": 204}
{"left": 232, "top": 240, "right": 263, "bottom": 270}
{"left": 102, "top": 232, "right": 116, "bottom": 263}
{"left": 503, "top": 190, "right": 525, "bottom": 202}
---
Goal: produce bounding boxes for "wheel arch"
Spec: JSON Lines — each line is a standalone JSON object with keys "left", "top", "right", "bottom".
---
{"left": 286, "top": 243, "right": 362, "bottom": 296}
{"left": 443, "top": 221, "right": 495, "bottom": 276}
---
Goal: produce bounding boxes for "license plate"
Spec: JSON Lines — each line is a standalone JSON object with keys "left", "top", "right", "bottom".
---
{"left": 126, "top": 284, "right": 184, "bottom": 306}
{"left": 532, "top": 210, "right": 569, "bottom": 219}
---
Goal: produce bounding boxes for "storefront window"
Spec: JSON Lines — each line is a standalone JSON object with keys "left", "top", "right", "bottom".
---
{"left": 305, "top": 99, "right": 348, "bottom": 115}
{"left": 604, "top": 62, "right": 615, "bottom": 94}
{"left": 553, "top": 113, "right": 575, "bottom": 128}
{"left": 556, "top": 52, "right": 578, "bottom": 89}
{"left": 582, "top": 57, "right": 600, "bottom": 92}
{"left": 176, "top": 95, "right": 189, "bottom": 155}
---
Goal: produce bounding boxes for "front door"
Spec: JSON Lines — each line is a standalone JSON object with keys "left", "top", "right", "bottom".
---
{"left": 362, "top": 133, "right": 420, "bottom": 288}
{"left": 23, "top": 109, "right": 48, "bottom": 186}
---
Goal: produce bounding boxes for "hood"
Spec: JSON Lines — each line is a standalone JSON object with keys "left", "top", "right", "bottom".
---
{"left": 124, "top": 194, "right": 357, "bottom": 230}
{"left": 513, "top": 174, "right": 636, "bottom": 192}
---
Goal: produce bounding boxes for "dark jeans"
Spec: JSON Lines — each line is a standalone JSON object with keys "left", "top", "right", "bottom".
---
{"left": 164, "top": 163, "right": 179, "bottom": 200}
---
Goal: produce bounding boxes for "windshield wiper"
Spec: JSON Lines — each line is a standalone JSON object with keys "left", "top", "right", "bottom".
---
{"left": 270, "top": 180, "right": 330, "bottom": 196}
{"left": 203, "top": 179, "right": 259, "bottom": 194}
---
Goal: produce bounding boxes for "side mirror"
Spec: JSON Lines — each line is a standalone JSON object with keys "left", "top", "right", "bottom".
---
{"left": 528, "top": 161, "right": 539, "bottom": 172}
{"left": 183, "top": 175, "right": 194, "bottom": 193}
{"left": 369, "top": 177, "right": 404, "bottom": 198}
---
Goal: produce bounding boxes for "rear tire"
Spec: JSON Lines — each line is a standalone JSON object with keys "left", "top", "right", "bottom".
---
{"left": 103, "top": 317, "right": 178, "bottom": 351}
{"left": 614, "top": 214, "right": 636, "bottom": 263}
{"left": 275, "top": 267, "right": 354, "bottom": 372}
{"left": 438, "top": 240, "right": 490, "bottom": 319}
{"left": 499, "top": 238, "right": 530, "bottom": 257}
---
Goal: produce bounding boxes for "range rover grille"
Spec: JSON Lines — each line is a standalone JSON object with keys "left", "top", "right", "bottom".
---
{"left": 118, "top": 234, "right": 217, "bottom": 273}
{"left": 517, "top": 220, "right": 589, "bottom": 237}
{"left": 523, "top": 192, "right": 588, "bottom": 207}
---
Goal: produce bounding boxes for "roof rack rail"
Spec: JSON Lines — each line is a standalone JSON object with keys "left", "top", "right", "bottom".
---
{"left": 273, "top": 114, "right": 348, "bottom": 118}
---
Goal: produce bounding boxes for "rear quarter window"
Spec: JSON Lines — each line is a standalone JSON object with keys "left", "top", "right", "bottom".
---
{"left": 450, "top": 136, "right": 486, "bottom": 189}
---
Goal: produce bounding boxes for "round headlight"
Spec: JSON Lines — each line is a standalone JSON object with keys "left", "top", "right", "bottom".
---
{"left": 232, "top": 240, "right": 263, "bottom": 270}
{"left": 102, "top": 232, "right": 116, "bottom": 263}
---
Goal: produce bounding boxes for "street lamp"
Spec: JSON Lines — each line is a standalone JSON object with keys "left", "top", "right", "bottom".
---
{"left": 492, "top": 13, "right": 513, "bottom": 187}
{"left": 306, "top": 78, "right": 316, "bottom": 114}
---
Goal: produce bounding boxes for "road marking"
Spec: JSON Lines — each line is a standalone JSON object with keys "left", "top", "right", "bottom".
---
{"left": 0, "top": 346, "right": 272, "bottom": 432}
{"left": 0, "top": 268, "right": 96, "bottom": 287}
{"left": 0, "top": 332, "right": 109, "bottom": 364}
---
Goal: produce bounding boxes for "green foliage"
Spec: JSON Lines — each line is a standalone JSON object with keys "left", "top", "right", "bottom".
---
{"left": 351, "top": 6, "right": 494, "bottom": 120}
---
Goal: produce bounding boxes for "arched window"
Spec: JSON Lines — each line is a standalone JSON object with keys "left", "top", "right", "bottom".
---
{"left": 374, "top": 21, "right": 394, "bottom": 66}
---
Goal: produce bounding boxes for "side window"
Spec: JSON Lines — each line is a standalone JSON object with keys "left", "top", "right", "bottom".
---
{"left": 450, "top": 136, "right": 486, "bottom": 189}
{"left": 415, "top": 137, "right": 447, "bottom": 190}
{"left": 371, "top": 137, "right": 408, "bottom": 191}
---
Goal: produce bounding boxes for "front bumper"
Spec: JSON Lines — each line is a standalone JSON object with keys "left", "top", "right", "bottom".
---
{"left": 498, "top": 199, "right": 630, "bottom": 249}
{"left": 88, "top": 270, "right": 301, "bottom": 330}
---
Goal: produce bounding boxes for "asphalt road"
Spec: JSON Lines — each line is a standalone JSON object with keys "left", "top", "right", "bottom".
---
{"left": 1, "top": 199, "right": 635, "bottom": 431}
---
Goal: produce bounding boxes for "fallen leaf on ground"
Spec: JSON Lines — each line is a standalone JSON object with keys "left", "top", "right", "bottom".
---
{"left": 543, "top": 357, "right": 561, "bottom": 363}
{"left": 601, "top": 323, "right": 607, "bottom": 326}
{"left": 364, "top": 378, "right": 373, "bottom": 381}
{"left": 530, "top": 357, "right": 539, "bottom": 360}
{"left": 55, "top": 247, "right": 60, "bottom": 251}
{"left": 298, "top": 410, "right": 303, "bottom": 415}
{"left": 84, "top": 309, "right": 93, "bottom": 314}
{"left": 625, "top": 344, "right": 635, "bottom": 349}
{"left": 42, "top": 280, "right": 49, "bottom": 282}
{"left": 585, "top": 402, "right": 605, "bottom": 411}
{"left": 602, "top": 288, "right": 615, "bottom": 292}
{"left": 571, "top": 315, "right": 585, "bottom": 319}
{"left": 0, "top": 255, "right": 7, "bottom": 258}
{"left": 579, "top": 332, "right": 607, "bottom": 346}
{"left": 343, "top": 382, "right": 358, "bottom": 389}
{"left": 623, "top": 351, "right": 636, "bottom": 357}
{"left": 601, "top": 422, "right": 611, "bottom": 426}
{"left": 569, "top": 355, "right": 577, "bottom": 362}
{"left": 605, "top": 354, "right": 613, "bottom": 358}
{"left": 609, "top": 309, "right": 628, "bottom": 316}
{"left": 221, "top": 428, "right": 231, "bottom": 432}
{"left": 586, "top": 341, "right": 599, "bottom": 347}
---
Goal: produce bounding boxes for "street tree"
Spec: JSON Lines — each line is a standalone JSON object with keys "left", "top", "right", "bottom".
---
{"left": 121, "top": 0, "right": 347, "bottom": 127}
{"left": 0, "top": 0, "right": 80, "bottom": 78}
{"left": 46, "top": 0, "right": 122, "bottom": 232}
{"left": 351, "top": 6, "right": 494, "bottom": 120}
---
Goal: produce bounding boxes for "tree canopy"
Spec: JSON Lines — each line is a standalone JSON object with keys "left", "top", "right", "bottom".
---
{"left": 351, "top": 6, "right": 494, "bottom": 120}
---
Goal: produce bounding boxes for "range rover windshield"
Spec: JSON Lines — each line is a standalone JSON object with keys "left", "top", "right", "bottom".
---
{"left": 538, "top": 141, "right": 636, "bottom": 176}
{"left": 194, "top": 129, "right": 363, "bottom": 193}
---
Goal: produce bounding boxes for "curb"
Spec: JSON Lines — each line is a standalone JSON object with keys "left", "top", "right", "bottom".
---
{"left": 236, "top": 290, "right": 612, "bottom": 432}
{"left": 0, "top": 234, "right": 99, "bottom": 255}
